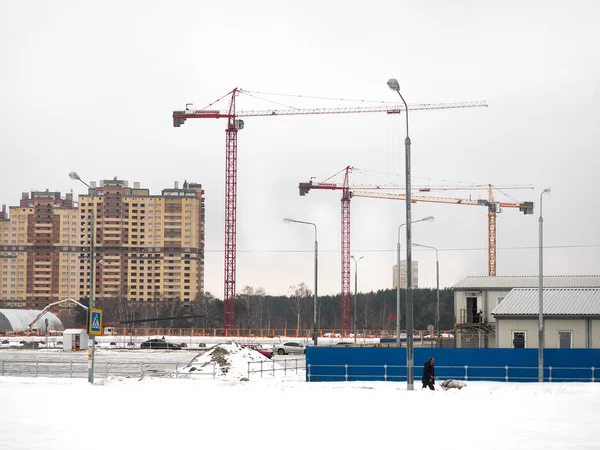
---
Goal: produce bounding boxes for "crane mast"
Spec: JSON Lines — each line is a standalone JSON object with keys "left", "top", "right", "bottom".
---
{"left": 341, "top": 167, "right": 351, "bottom": 332}
{"left": 224, "top": 89, "right": 239, "bottom": 329}
{"left": 488, "top": 185, "right": 497, "bottom": 276}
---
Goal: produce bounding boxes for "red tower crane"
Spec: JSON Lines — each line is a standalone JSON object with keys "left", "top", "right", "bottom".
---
{"left": 173, "top": 88, "right": 487, "bottom": 330}
{"left": 300, "top": 173, "right": 533, "bottom": 334}
{"left": 299, "top": 166, "right": 432, "bottom": 334}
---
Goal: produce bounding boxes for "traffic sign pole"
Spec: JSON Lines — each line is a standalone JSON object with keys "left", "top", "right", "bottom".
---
{"left": 89, "top": 309, "right": 103, "bottom": 384}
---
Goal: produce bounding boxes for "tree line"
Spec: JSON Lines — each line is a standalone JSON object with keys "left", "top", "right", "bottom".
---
{"left": 62, "top": 284, "right": 454, "bottom": 331}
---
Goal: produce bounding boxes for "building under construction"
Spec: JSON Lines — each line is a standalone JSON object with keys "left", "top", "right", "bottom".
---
{"left": 393, "top": 260, "right": 419, "bottom": 289}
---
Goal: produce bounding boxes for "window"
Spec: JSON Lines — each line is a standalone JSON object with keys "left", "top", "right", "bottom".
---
{"left": 558, "top": 331, "right": 572, "bottom": 349}
{"left": 497, "top": 297, "right": 505, "bottom": 305}
{"left": 512, "top": 331, "right": 526, "bottom": 348}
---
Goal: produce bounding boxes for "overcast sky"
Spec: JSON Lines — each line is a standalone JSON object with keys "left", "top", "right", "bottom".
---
{"left": 1, "top": 1, "right": 598, "bottom": 297}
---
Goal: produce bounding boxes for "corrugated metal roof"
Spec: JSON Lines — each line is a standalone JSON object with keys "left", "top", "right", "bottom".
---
{"left": 452, "top": 275, "right": 600, "bottom": 290}
{"left": 491, "top": 288, "right": 600, "bottom": 316}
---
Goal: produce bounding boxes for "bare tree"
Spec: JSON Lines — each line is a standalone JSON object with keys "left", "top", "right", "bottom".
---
{"left": 193, "top": 291, "right": 222, "bottom": 329}
{"left": 254, "top": 287, "right": 266, "bottom": 330}
{"left": 360, "top": 292, "right": 376, "bottom": 330}
{"left": 263, "top": 293, "right": 274, "bottom": 335}
{"left": 238, "top": 285, "right": 254, "bottom": 328}
{"left": 288, "top": 283, "right": 312, "bottom": 330}
{"left": 380, "top": 298, "right": 395, "bottom": 332}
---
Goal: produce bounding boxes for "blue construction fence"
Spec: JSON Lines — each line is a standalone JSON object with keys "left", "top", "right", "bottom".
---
{"left": 305, "top": 347, "right": 600, "bottom": 382}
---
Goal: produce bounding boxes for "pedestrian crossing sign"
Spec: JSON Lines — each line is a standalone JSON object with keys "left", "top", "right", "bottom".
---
{"left": 89, "top": 309, "right": 103, "bottom": 336}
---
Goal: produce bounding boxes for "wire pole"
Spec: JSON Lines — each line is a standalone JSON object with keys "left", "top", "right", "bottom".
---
{"left": 538, "top": 188, "right": 550, "bottom": 382}
{"left": 70, "top": 172, "right": 96, "bottom": 384}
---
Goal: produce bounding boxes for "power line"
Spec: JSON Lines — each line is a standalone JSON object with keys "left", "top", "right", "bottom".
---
{"left": 205, "top": 243, "right": 600, "bottom": 253}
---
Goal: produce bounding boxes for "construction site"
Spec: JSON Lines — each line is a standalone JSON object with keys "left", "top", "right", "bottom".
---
{"left": 0, "top": 84, "right": 541, "bottom": 349}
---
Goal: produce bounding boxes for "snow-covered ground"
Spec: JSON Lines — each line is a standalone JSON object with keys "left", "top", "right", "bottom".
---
{"left": 0, "top": 376, "right": 598, "bottom": 450}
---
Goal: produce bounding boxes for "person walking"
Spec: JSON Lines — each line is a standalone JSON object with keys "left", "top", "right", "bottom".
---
{"left": 422, "top": 357, "right": 435, "bottom": 390}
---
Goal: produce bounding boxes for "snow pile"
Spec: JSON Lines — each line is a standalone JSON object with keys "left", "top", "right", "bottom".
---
{"left": 178, "top": 342, "right": 273, "bottom": 380}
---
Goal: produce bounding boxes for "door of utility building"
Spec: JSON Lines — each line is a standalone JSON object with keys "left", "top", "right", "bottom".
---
{"left": 466, "top": 297, "right": 478, "bottom": 324}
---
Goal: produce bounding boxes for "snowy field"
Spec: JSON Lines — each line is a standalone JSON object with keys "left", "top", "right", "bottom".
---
{"left": 1, "top": 376, "right": 599, "bottom": 450}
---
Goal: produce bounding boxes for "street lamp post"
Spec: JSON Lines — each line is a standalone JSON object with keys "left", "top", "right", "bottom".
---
{"left": 388, "top": 78, "right": 416, "bottom": 390}
{"left": 69, "top": 171, "right": 97, "bottom": 384}
{"left": 284, "top": 218, "right": 318, "bottom": 347}
{"left": 413, "top": 243, "right": 440, "bottom": 335}
{"left": 351, "top": 255, "right": 364, "bottom": 344}
{"left": 538, "top": 188, "right": 551, "bottom": 383}
{"left": 396, "top": 216, "right": 434, "bottom": 347}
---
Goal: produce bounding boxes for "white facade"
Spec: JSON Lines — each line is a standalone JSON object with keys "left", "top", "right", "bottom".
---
{"left": 496, "top": 318, "right": 597, "bottom": 348}
{"left": 492, "top": 287, "right": 600, "bottom": 349}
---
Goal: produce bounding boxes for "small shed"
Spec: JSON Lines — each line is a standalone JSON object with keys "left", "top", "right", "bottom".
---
{"left": 63, "top": 329, "right": 88, "bottom": 351}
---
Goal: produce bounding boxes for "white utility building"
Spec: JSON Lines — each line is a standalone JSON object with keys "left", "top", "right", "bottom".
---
{"left": 492, "top": 288, "right": 600, "bottom": 349}
{"left": 451, "top": 275, "right": 600, "bottom": 348}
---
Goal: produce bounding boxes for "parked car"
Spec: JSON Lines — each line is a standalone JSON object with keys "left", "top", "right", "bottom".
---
{"left": 273, "top": 342, "right": 306, "bottom": 355}
{"left": 140, "top": 338, "right": 182, "bottom": 350}
{"left": 242, "top": 344, "right": 273, "bottom": 359}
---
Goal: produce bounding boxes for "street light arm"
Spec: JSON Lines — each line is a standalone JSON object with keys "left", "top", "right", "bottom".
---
{"left": 284, "top": 218, "right": 317, "bottom": 240}
{"left": 539, "top": 188, "right": 550, "bottom": 219}
{"left": 398, "top": 222, "right": 406, "bottom": 243}
{"left": 395, "top": 90, "right": 409, "bottom": 138}
{"left": 399, "top": 216, "right": 434, "bottom": 242}
{"left": 413, "top": 243, "right": 439, "bottom": 260}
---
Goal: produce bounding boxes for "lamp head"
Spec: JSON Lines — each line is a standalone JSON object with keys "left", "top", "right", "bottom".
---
{"left": 542, "top": 188, "right": 551, "bottom": 194}
{"left": 69, "top": 172, "right": 80, "bottom": 181}
{"left": 422, "top": 216, "right": 434, "bottom": 222}
{"left": 387, "top": 78, "right": 400, "bottom": 91}
{"left": 283, "top": 218, "right": 294, "bottom": 224}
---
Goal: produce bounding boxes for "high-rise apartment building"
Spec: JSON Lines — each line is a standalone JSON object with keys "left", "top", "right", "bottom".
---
{"left": 0, "top": 179, "right": 205, "bottom": 309}
{"left": 78, "top": 179, "right": 205, "bottom": 305}
{"left": 392, "top": 260, "right": 419, "bottom": 289}
{"left": 0, "top": 191, "right": 79, "bottom": 308}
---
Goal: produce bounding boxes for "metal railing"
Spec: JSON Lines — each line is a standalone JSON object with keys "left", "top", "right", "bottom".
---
{"left": 306, "top": 363, "right": 598, "bottom": 383}
{"left": 0, "top": 328, "right": 455, "bottom": 338}
{"left": 0, "top": 360, "right": 217, "bottom": 380}
{"left": 247, "top": 358, "right": 304, "bottom": 378}
{"left": 0, "top": 358, "right": 304, "bottom": 380}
